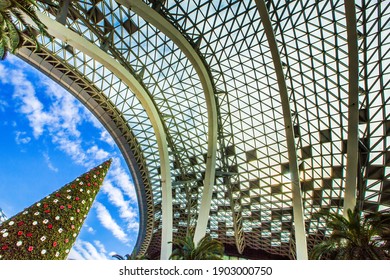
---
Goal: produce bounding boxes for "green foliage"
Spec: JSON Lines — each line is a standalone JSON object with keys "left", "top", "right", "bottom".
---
{"left": 169, "top": 233, "right": 224, "bottom": 260}
{"left": 112, "top": 252, "right": 149, "bottom": 260}
{"left": 310, "top": 207, "right": 390, "bottom": 260}
{"left": 0, "top": 0, "right": 48, "bottom": 60}
{"left": 0, "top": 159, "right": 112, "bottom": 260}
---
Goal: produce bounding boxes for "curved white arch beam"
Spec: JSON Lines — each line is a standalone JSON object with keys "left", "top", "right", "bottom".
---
{"left": 116, "top": 0, "right": 218, "bottom": 244}
{"left": 34, "top": 12, "right": 173, "bottom": 259}
{"left": 343, "top": 0, "right": 360, "bottom": 215}
{"left": 254, "top": 0, "right": 308, "bottom": 259}
{"left": 17, "top": 44, "right": 150, "bottom": 255}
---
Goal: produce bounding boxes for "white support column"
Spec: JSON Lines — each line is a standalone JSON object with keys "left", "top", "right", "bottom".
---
{"left": 33, "top": 12, "right": 173, "bottom": 259}
{"left": 254, "top": 0, "right": 308, "bottom": 260}
{"left": 116, "top": 0, "right": 218, "bottom": 245}
{"left": 343, "top": 0, "right": 360, "bottom": 216}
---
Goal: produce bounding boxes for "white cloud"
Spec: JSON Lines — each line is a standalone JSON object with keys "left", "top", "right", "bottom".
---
{"left": 15, "top": 131, "right": 31, "bottom": 145}
{"left": 109, "top": 157, "right": 137, "bottom": 202}
{"left": 100, "top": 130, "right": 115, "bottom": 147}
{"left": 43, "top": 152, "right": 59, "bottom": 172}
{"left": 9, "top": 69, "right": 54, "bottom": 138}
{"left": 51, "top": 134, "right": 88, "bottom": 166}
{"left": 4, "top": 59, "right": 122, "bottom": 171}
{"left": 0, "top": 100, "right": 8, "bottom": 112}
{"left": 101, "top": 157, "right": 139, "bottom": 232}
{"left": 87, "top": 226, "right": 95, "bottom": 234}
{"left": 37, "top": 80, "right": 112, "bottom": 168}
{"left": 102, "top": 180, "right": 139, "bottom": 231}
{"left": 87, "top": 145, "right": 110, "bottom": 161}
{"left": 3, "top": 60, "right": 101, "bottom": 167}
{"left": 67, "top": 247, "right": 85, "bottom": 260}
{"left": 94, "top": 201, "right": 129, "bottom": 243}
{"left": 68, "top": 239, "right": 109, "bottom": 260}
{"left": 93, "top": 240, "right": 107, "bottom": 254}
{"left": 83, "top": 241, "right": 108, "bottom": 260}
{"left": 41, "top": 78, "right": 82, "bottom": 138}
{"left": 0, "top": 63, "right": 7, "bottom": 82}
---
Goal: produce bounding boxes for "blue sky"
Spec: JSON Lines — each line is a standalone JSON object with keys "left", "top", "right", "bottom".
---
{"left": 0, "top": 55, "right": 139, "bottom": 260}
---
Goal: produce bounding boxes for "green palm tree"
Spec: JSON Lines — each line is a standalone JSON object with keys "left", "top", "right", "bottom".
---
{"left": 310, "top": 207, "right": 390, "bottom": 260}
{"left": 0, "top": 0, "right": 47, "bottom": 60}
{"left": 112, "top": 252, "right": 149, "bottom": 260}
{"left": 169, "top": 234, "right": 224, "bottom": 260}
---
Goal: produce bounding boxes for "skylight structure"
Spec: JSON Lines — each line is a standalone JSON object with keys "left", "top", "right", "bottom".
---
{"left": 17, "top": 0, "right": 389, "bottom": 259}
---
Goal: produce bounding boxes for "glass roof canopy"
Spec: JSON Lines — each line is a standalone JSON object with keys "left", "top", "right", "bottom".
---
{"left": 19, "top": 0, "right": 389, "bottom": 259}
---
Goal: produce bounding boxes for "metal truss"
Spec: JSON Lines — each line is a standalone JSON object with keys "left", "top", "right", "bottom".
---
{"left": 16, "top": 0, "right": 390, "bottom": 259}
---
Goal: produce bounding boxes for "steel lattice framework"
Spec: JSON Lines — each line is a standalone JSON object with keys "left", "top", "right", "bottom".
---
{"left": 16, "top": 0, "right": 389, "bottom": 259}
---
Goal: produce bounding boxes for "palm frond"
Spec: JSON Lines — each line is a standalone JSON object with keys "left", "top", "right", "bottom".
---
{"left": 111, "top": 254, "right": 125, "bottom": 260}
{"left": 0, "top": 44, "right": 6, "bottom": 60}
{"left": 309, "top": 240, "right": 338, "bottom": 260}
{"left": 0, "top": 0, "right": 47, "bottom": 59}
{"left": 169, "top": 233, "right": 224, "bottom": 260}
{"left": 0, "top": 0, "right": 12, "bottom": 11}
{"left": 6, "top": 19, "right": 20, "bottom": 51}
{"left": 310, "top": 207, "right": 390, "bottom": 260}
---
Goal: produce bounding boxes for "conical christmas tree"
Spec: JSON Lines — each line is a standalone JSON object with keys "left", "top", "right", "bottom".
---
{"left": 0, "top": 159, "right": 112, "bottom": 259}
